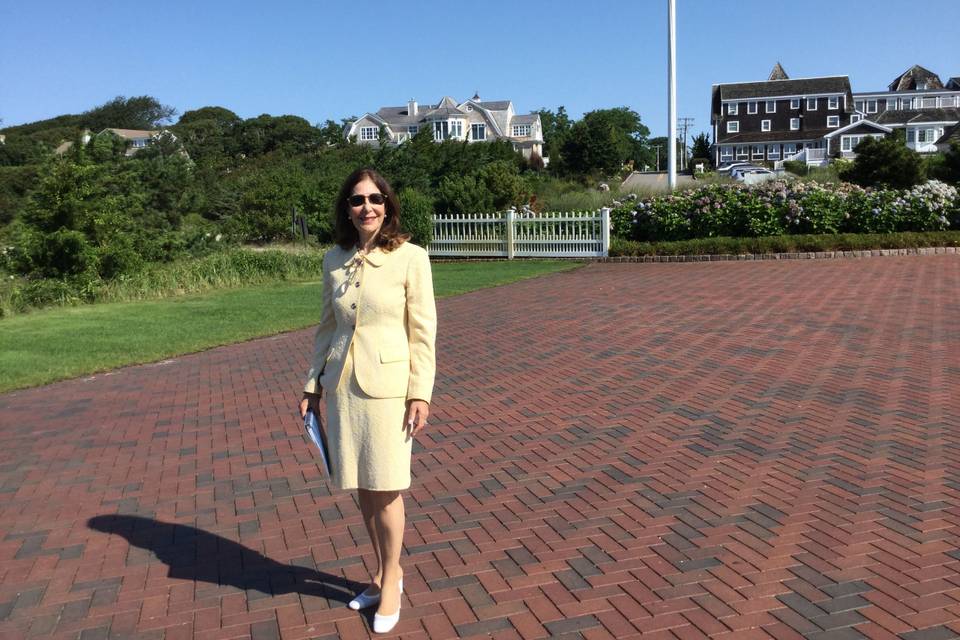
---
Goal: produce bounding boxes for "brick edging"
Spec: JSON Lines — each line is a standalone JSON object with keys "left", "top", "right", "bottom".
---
{"left": 597, "top": 246, "right": 959, "bottom": 263}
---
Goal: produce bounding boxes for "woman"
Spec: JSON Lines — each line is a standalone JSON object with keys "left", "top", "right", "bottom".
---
{"left": 299, "top": 168, "right": 436, "bottom": 633}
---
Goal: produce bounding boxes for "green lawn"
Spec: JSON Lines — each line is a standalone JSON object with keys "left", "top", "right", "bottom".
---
{"left": 0, "top": 260, "right": 581, "bottom": 392}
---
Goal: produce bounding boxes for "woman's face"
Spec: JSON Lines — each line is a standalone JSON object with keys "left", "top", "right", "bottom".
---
{"left": 349, "top": 177, "right": 386, "bottom": 243}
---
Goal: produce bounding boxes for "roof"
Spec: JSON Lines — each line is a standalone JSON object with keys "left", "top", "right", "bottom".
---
{"left": 874, "top": 107, "right": 960, "bottom": 126}
{"left": 768, "top": 62, "right": 789, "bottom": 81}
{"left": 936, "top": 123, "right": 960, "bottom": 146}
{"left": 947, "top": 77, "right": 960, "bottom": 90}
{"left": 716, "top": 129, "right": 834, "bottom": 144}
{"left": 511, "top": 114, "right": 537, "bottom": 125}
{"left": 888, "top": 65, "right": 943, "bottom": 91}
{"left": 823, "top": 120, "right": 892, "bottom": 138}
{"left": 715, "top": 76, "right": 850, "bottom": 100}
{"left": 100, "top": 128, "right": 158, "bottom": 139}
{"left": 373, "top": 97, "right": 513, "bottom": 127}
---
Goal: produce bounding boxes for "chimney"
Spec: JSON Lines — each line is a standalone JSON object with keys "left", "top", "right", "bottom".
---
{"left": 408, "top": 99, "right": 418, "bottom": 116}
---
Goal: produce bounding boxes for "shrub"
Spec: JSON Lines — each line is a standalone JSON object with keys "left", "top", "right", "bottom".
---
{"left": 840, "top": 135, "right": 925, "bottom": 189}
{"left": 398, "top": 187, "right": 434, "bottom": 247}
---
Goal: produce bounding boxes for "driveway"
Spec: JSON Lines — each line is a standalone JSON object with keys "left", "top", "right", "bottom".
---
{"left": 1, "top": 256, "right": 959, "bottom": 639}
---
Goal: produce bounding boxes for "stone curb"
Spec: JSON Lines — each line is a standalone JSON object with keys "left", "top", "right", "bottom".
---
{"left": 596, "top": 246, "right": 959, "bottom": 262}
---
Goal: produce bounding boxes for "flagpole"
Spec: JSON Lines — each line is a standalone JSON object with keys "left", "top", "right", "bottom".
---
{"left": 667, "top": 0, "right": 677, "bottom": 190}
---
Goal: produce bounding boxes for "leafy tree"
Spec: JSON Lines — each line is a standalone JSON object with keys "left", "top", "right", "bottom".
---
{"left": 435, "top": 160, "right": 530, "bottom": 214}
{"left": 559, "top": 107, "right": 650, "bottom": 177}
{"left": 81, "top": 95, "right": 177, "bottom": 131}
{"left": 691, "top": 132, "right": 712, "bottom": 165}
{"left": 173, "top": 107, "right": 242, "bottom": 166}
{"left": 398, "top": 187, "right": 434, "bottom": 247}
{"left": 840, "top": 133, "right": 925, "bottom": 189}
{"left": 536, "top": 106, "right": 572, "bottom": 166}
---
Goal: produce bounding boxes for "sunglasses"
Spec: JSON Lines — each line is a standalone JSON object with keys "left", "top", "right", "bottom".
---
{"left": 348, "top": 193, "right": 386, "bottom": 207}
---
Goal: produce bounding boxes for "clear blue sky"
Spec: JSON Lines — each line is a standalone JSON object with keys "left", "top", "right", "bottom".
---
{"left": 2, "top": 0, "right": 958, "bottom": 140}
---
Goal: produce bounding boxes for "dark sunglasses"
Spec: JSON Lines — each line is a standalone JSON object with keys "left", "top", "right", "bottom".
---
{"left": 348, "top": 193, "right": 386, "bottom": 207}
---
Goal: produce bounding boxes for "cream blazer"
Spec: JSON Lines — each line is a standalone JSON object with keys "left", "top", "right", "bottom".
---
{"left": 303, "top": 241, "right": 437, "bottom": 403}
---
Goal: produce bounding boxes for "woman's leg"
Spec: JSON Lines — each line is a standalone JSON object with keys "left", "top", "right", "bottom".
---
{"left": 357, "top": 489, "right": 383, "bottom": 593}
{"left": 371, "top": 490, "right": 405, "bottom": 616}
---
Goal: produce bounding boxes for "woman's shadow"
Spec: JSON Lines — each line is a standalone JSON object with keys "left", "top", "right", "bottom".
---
{"left": 88, "top": 514, "right": 359, "bottom": 605}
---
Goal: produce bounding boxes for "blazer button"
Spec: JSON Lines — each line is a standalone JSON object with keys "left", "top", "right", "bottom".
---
{"left": 351, "top": 303, "right": 356, "bottom": 309}
{"left": 355, "top": 281, "right": 361, "bottom": 287}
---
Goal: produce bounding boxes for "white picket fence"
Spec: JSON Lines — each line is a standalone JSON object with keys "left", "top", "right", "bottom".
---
{"left": 429, "top": 208, "right": 611, "bottom": 258}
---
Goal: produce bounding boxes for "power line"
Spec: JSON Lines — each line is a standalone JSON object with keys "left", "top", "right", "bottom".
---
{"left": 678, "top": 117, "right": 695, "bottom": 171}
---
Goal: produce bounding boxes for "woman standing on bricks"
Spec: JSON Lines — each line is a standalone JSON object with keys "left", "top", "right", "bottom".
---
{"left": 299, "top": 167, "right": 437, "bottom": 634}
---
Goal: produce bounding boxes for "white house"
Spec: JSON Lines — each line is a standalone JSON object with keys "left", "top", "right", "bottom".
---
{"left": 345, "top": 94, "right": 546, "bottom": 163}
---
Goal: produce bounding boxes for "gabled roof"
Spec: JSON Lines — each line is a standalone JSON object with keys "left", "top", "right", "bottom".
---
{"left": 823, "top": 119, "right": 892, "bottom": 138}
{"left": 715, "top": 76, "right": 850, "bottom": 100}
{"left": 510, "top": 114, "right": 537, "bottom": 125}
{"left": 99, "top": 128, "right": 158, "bottom": 139}
{"left": 424, "top": 96, "right": 465, "bottom": 119}
{"left": 768, "top": 62, "right": 789, "bottom": 81}
{"left": 936, "top": 123, "right": 960, "bottom": 146}
{"left": 947, "top": 77, "right": 960, "bottom": 90}
{"left": 874, "top": 107, "right": 960, "bottom": 126}
{"left": 888, "top": 65, "right": 943, "bottom": 91}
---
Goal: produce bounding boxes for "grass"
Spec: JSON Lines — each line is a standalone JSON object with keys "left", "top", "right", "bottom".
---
{"left": 0, "top": 260, "right": 581, "bottom": 392}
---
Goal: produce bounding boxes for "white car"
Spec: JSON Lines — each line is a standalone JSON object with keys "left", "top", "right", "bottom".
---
{"left": 718, "top": 162, "right": 754, "bottom": 175}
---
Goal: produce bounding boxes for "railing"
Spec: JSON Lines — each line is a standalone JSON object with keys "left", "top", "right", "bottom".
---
{"left": 430, "top": 208, "right": 611, "bottom": 258}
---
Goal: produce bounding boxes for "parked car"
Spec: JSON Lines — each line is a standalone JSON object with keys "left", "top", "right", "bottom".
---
{"left": 718, "top": 161, "right": 754, "bottom": 175}
{"left": 730, "top": 165, "right": 764, "bottom": 180}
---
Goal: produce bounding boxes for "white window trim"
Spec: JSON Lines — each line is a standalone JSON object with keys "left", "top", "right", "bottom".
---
{"left": 790, "top": 118, "right": 800, "bottom": 131}
{"left": 806, "top": 98, "right": 818, "bottom": 110}
{"left": 360, "top": 126, "right": 379, "bottom": 141}
{"left": 828, "top": 97, "right": 839, "bottom": 110}
{"left": 765, "top": 100, "right": 776, "bottom": 113}
{"left": 727, "top": 103, "right": 738, "bottom": 115}
{"left": 752, "top": 145, "right": 764, "bottom": 159}
{"left": 747, "top": 101, "right": 758, "bottom": 114}
{"left": 767, "top": 145, "right": 780, "bottom": 159}
{"left": 727, "top": 121, "right": 739, "bottom": 133}
{"left": 827, "top": 115, "right": 840, "bottom": 128}
{"left": 886, "top": 98, "right": 897, "bottom": 110}
{"left": 761, "top": 119, "right": 771, "bottom": 132}
{"left": 408, "top": 125, "right": 418, "bottom": 135}
{"left": 512, "top": 124, "right": 531, "bottom": 137}
{"left": 851, "top": 114, "right": 863, "bottom": 123}
{"left": 720, "top": 146, "right": 733, "bottom": 160}
{"left": 866, "top": 99, "right": 878, "bottom": 114}
{"left": 471, "top": 123, "right": 486, "bottom": 141}
{"left": 736, "top": 146, "right": 749, "bottom": 159}
{"left": 784, "top": 143, "right": 797, "bottom": 155}
{"left": 791, "top": 98, "right": 801, "bottom": 109}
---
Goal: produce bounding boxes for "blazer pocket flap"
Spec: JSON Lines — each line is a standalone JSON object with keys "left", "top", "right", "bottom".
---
{"left": 379, "top": 346, "right": 409, "bottom": 364}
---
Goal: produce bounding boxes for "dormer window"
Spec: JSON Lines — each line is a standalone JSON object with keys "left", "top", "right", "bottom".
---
{"left": 360, "top": 127, "right": 378, "bottom": 141}
{"left": 512, "top": 124, "right": 531, "bottom": 137}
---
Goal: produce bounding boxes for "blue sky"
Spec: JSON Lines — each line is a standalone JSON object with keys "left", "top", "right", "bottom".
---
{"left": 2, "top": 0, "right": 958, "bottom": 141}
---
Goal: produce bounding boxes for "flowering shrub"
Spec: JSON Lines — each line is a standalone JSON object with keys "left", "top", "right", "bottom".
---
{"left": 615, "top": 180, "right": 959, "bottom": 241}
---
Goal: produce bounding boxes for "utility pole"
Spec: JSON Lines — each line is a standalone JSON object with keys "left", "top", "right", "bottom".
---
{"left": 667, "top": 0, "right": 677, "bottom": 189}
{"left": 678, "top": 117, "right": 694, "bottom": 171}
{"left": 655, "top": 145, "right": 663, "bottom": 171}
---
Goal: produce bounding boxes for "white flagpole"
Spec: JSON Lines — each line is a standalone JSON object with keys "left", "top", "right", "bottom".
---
{"left": 667, "top": 0, "right": 677, "bottom": 190}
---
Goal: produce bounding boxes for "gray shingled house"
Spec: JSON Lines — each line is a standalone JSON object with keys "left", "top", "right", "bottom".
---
{"left": 344, "top": 94, "right": 545, "bottom": 163}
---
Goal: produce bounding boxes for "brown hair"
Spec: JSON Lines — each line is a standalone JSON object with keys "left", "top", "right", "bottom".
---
{"left": 334, "top": 167, "right": 409, "bottom": 251}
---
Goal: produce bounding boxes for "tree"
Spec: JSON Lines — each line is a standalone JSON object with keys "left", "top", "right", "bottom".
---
{"left": 81, "top": 95, "right": 177, "bottom": 131}
{"left": 840, "top": 133, "right": 925, "bottom": 189}
{"left": 536, "top": 106, "right": 572, "bottom": 166}
{"left": 690, "top": 132, "right": 712, "bottom": 166}
{"left": 560, "top": 107, "right": 650, "bottom": 177}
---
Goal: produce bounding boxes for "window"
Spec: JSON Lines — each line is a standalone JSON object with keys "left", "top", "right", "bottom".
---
{"left": 784, "top": 143, "right": 797, "bottom": 155}
{"left": 807, "top": 98, "right": 818, "bottom": 110}
{"left": 922, "top": 96, "right": 937, "bottom": 108}
{"left": 747, "top": 101, "right": 758, "bottom": 114}
{"left": 907, "top": 129, "right": 915, "bottom": 142}
{"left": 720, "top": 146, "right": 733, "bottom": 161}
{"left": 450, "top": 120, "right": 463, "bottom": 139}
{"left": 433, "top": 121, "right": 448, "bottom": 141}
{"left": 752, "top": 145, "right": 764, "bottom": 159}
{"left": 828, "top": 97, "right": 839, "bottom": 109}
{"left": 727, "top": 121, "right": 739, "bottom": 133}
{"left": 512, "top": 124, "right": 531, "bottom": 137}
{"left": 791, "top": 98, "right": 801, "bottom": 109}
{"left": 790, "top": 118, "right": 800, "bottom": 130}
{"left": 736, "top": 146, "right": 749, "bottom": 159}
{"left": 886, "top": 98, "right": 897, "bottom": 110}
{"left": 727, "top": 103, "right": 738, "bottom": 115}
{"left": 767, "top": 144, "right": 780, "bottom": 159}
{"left": 855, "top": 100, "right": 865, "bottom": 112}
{"left": 917, "top": 128, "right": 935, "bottom": 143}
{"left": 827, "top": 115, "right": 840, "bottom": 128}
{"left": 132, "top": 138, "right": 148, "bottom": 148}
{"left": 360, "top": 127, "right": 378, "bottom": 141}
{"left": 408, "top": 125, "right": 419, "bottom": 135}
{"left": 866, "top": 100, "right": 878, "bottom": 113}
{"left": 761, "top": 119, "right": 771, "bottom": 132}
{"left": 904, "top": 97, "right": 916, "bottom": 109}
{"left": 765, "top": 100, "right": 776, "bottom": 113}
{"left": 851, "top": 114, "right": 863, "bottom": 123}
{"left": 471, "top": 123, "right": 486, "bottom": 141}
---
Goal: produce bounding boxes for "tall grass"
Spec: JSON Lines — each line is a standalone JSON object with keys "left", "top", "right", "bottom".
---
{"left": 0, "top": 246, "right": 329, "bottom": 317}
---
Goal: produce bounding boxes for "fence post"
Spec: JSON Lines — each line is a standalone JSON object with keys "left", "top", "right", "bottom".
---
{"left": 600, "top": 207, "right": 611, "bottom": 257}
{"left": 505, "top": 208, "right": 515, "bottom": 259}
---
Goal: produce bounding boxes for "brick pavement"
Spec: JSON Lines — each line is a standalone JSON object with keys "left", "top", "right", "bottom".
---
{"left": 1, "top": 255, "right": 959, "bottom": 640}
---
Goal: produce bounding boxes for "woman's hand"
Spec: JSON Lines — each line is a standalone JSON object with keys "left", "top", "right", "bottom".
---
{"left": 405, "top": 400, "right": 430, "bottom": 437}
{"left": 299, "top": 392, "right": 320, "bottom": 418}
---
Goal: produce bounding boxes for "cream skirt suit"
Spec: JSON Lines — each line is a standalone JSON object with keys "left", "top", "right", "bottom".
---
{"left": 303, "top": 241, "right": 436, "bottom": 491}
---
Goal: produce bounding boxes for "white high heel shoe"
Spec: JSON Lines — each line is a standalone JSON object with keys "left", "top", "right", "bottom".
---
{"left": 372, "top": 579, "right": 403, "bottom": 634}
{"left": 348, "top": 578, "right": 403, "bottom": 611}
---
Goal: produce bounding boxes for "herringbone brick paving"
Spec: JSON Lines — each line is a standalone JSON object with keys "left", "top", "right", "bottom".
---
{"left": 1, "top": 256, "right": 959, "bottom": 640}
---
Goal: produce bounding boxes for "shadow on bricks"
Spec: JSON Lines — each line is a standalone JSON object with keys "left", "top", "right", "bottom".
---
{"left": 87, "top": 515, "right": 358, "bottom": 603}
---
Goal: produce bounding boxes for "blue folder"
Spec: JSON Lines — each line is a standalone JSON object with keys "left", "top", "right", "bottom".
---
{"left": 304, "top": 409, "right": 332, "bottom": 476}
